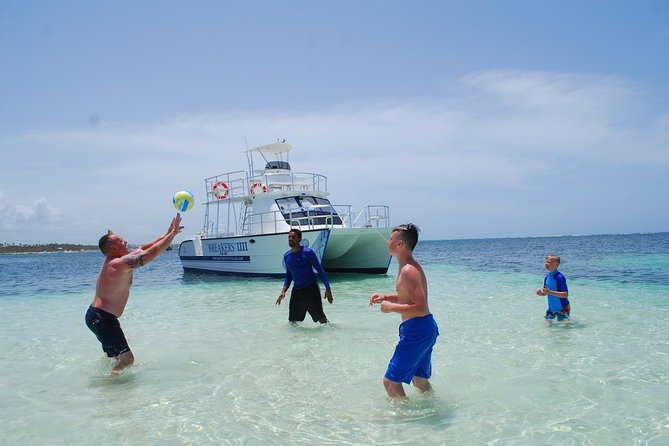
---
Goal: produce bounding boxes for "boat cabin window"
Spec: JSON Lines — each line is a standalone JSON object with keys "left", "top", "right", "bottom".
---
{"left": 276, "top": 196, "right": 342, "bottom": 226}
{"left": 265, "top": 161, "right": 291, "bottom": 170}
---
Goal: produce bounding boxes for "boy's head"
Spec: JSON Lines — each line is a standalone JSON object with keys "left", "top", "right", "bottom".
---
{"left": 390, "top": 223, "right": 420, "bottom": 252}
{"left": 544, "top": 254, "right": 561, "bottom": 272}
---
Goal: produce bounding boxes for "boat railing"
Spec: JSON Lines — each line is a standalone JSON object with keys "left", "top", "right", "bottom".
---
{"left": 332, "top": 205, "right": 353, "bottom": 227}
{"left": 241, "top": 208, "right": 286, "bottom": 235}
{"left": 202, "top": 170, "right": 388, "bottom": 237}
{"left": 250, "top": 171, "right": 328, "bottom": 193}
{"left": 331, "top": 205, "right": 390, "bottom": 228}
{"left": 204, "top": 170, "right": 328, "bottom": 202}
{"left": 237, "top": 204, "right": 390, "bottom": 236}
{"left": 203, "top": 203, "right": 389, "bottom": 238}
{"left": 352, "top": 205, "right": 391, "bottom": 228}
{"left": 242, "top": 208, "right": 338, "bottom": 235}
{"left": 204, "top": 171, "right": 248, "bottom": 202}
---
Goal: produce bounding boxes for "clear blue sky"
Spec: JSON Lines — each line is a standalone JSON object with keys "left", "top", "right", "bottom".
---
{"left": 1, "top": 0, "right": 668, "bottom": 244}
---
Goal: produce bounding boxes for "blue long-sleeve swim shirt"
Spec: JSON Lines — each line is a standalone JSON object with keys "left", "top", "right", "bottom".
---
{"left": 283, "top": 246, "right": 331, "bottom": 290}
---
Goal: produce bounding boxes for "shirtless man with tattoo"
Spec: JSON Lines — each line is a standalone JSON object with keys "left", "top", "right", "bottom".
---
{"left": 85, "top": 213, "right": 183, "bottom": 373}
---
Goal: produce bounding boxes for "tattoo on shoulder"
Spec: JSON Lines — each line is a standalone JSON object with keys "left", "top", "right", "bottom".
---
{"left": 125, "top": 254, "right": 145, "bottom": 269}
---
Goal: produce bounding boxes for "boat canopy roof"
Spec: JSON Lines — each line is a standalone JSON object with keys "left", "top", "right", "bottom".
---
{"left": 247, "top": 142, "right": 292, "bottom": 155}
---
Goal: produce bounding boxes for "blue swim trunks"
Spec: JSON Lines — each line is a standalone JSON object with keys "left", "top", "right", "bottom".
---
{"left": 385, "top": 314, "right": 439, "bottom": 384}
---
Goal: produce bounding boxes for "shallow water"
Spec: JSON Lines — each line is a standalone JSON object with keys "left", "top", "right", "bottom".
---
{"left": 1, "top": 234, "right": 667, "bottom": 445}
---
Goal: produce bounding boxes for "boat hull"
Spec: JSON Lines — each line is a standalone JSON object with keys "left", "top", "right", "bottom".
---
{"left": 179, "top": 229, "right": 330, "bottom": 276}
{"left": 322, "top": 227, "right": 392, "bottom": 274}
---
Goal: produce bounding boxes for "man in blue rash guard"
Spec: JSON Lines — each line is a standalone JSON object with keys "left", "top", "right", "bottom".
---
{"left": 536, "top": 254, "right": 570, "bottom": 320}
{"left": 276, "top": 228, "right": 333, "bottom": 323}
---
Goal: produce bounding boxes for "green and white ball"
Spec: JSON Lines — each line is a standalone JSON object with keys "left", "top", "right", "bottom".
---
{"left": 173, "top": 190, "right": 194, "bottom": 212}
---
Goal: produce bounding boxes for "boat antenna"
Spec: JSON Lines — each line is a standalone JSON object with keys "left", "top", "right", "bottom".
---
{"left": 244, "top": 137, "right": 254, "bottom": 172}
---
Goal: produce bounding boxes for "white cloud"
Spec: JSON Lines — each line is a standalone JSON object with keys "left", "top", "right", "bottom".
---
{"left": 0, "top": 192, "right": 63, "bottom": 231}
{"left": 2, "top": 70, "right": 667, "bottom": 242}
{"left": 459, "top": 71, "right": 668, "bottom": 165}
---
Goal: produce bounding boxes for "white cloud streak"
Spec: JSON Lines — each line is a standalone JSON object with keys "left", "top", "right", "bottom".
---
{"left": 2, "top": 70, "right": 667, "bottom": 243}
{"left": 0, "top": 192, "right": 63, "bottom": 229}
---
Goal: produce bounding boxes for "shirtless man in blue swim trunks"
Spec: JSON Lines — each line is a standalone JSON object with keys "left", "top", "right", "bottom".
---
{"left": 369, "top": 223, "right": 439, "bottom": 398}
{"left": 85, "top": 213, "right": 183, "bottom": 373}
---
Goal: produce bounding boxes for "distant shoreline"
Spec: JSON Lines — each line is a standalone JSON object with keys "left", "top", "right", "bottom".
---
{"left": 2, "top": 232, "right": 666, "bottom": 253}
{"left": 0, "top": 243, "right": 98, "bottom": 254}
{"left": 0, "top": 243, "right": 178, "bottom": 254}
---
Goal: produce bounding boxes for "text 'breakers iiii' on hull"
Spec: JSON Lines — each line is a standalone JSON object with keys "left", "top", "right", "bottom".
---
{"left": 179, "top": 141, "right": 392, "bottom": 276}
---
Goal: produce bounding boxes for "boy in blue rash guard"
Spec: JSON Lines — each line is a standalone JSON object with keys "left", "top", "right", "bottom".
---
{"left": 369, "top": 223, "right": 439, "bottom": 398}
{"left": 276, "top": 228, "right": 333, "bottom": 323}
{"left": 536, "top": 254, "right": 570, "bottom": 320}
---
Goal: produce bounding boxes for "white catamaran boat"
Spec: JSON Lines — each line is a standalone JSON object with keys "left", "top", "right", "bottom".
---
{"left": 179, "top": 141, "right": 392, "bottom": 276}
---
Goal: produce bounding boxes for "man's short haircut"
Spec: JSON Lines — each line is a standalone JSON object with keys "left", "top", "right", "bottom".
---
{"left": 393, "top": 223, "right": 420, "bottom": 251}
{"left": 288, "top": 228, "right": 303, "bottom": 240}
{"left": 98, "top": 229, "right": 114, "bottom": 255}
{"left": 98, "top": 234, "right": 112, "bottom": 254}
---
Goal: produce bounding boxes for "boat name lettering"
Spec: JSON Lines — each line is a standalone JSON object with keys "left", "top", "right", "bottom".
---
{"left": 207, "top": 242, "right": 236, "bottom": 254}
{"left": 206, "top": 241, "right": 249, "bottom": 254}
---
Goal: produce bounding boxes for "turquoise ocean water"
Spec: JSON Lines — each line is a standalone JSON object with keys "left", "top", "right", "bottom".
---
{"left": 0, "top": 233, "right": 667, "bottom": 445}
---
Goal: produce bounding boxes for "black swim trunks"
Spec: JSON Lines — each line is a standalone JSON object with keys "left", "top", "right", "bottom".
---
{"left": 288, "top": 282, "right": 328, "bottom": 323}
{"left": 85, "top": 306, "right": 131, "bottom": 357}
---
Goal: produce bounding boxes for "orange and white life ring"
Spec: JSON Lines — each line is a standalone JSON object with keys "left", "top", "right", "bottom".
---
{"left": 212, "top": 181, "right": 229, "bottom": 199}
{"left": 250, "top": 181, "right": 267, "bottom": 195}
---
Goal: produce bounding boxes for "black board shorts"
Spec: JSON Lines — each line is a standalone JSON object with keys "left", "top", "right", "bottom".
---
{"left": 288, "top": 282, "right": 327, "bottom": 323}
{"left": 85, "top": 306, "right": 131, "bottom": 357}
